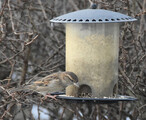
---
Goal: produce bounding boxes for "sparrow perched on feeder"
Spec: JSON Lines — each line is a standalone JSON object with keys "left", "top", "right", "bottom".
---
{"left": 78, "top": 84, "right": 92, "bottom": 97}
{"left": 10, "top": 71, "right": 79, "bottom": 99}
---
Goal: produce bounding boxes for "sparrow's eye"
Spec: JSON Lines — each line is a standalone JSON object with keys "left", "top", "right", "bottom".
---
{"left": 69, "top": 78, "right": 75, "bottom": 83}
{"left": 43, "top": 82, "right": 48, "bottom": 86}
{"left": 70, "top": 79, "right": 74, "bottom": 82}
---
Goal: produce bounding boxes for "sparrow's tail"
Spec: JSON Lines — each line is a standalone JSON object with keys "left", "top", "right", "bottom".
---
{"left": 8, "top": 85, "right": 31, "bottom": 93}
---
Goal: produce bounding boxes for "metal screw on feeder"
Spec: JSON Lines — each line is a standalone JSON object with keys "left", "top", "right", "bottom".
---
{"left": 50, "top": 3, "right": 137, "bottom": 102}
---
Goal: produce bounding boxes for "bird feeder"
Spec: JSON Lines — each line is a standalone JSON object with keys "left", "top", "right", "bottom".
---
{"left": 50, "top": 9, "right": 136, "bottom": 98}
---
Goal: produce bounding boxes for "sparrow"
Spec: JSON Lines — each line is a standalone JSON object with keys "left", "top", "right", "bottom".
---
{"left": 10, "top": 71, "right": 79, "bottom": 98}
{"left": 78, "top": 84, "right": 92, "bottom": 98}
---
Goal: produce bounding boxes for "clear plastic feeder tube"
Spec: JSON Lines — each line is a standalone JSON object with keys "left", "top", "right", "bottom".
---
{"left": 66, "top": 23, "right": 119, "bottom": 97}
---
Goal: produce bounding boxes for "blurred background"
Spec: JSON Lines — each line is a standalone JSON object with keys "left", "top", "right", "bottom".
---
{"left": 0, "top": 0, "right": 145, "bottom": 120}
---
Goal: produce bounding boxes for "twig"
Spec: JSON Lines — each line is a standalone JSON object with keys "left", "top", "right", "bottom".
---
{"left": 59, "top": 107, "right": 65, "bottom": 120}
{"left": 138, "top": 104, "right": 146, "bottom": 111}
{"left": 43, "top": 44, "right": 65, "bottom": 66}
{"left": 119, "top": 66, "right": 134, "bottom": 88}
{"left": 7, "top": 0, "right": 18, "bottom": 35}
{"left": 37, "top": 0, "right": 47, "bottom": 19}
{"left": 7, "top": 61, "right": 15, "bottom": 86}
{"left": 0, "top": 0, "right": 8, "bottom": 16}
{"left": 0, "top": 102, "right": 14, "bottom": 119}
{"left": 0, "top": 86, "right": 19, "bottom": 102}
{"left": 20, "top": 34, "right": 32, "bottom": 85}
{"left": 37, "top": 104, "right": 41, "bottom": 120}
{"left": 25, "top": 34, "right": 39, "bottom": 46}
{"left": 96, "top": 105, "right": 102, "bottom": 120}
{"left": 119, "top": 102, "right": 124, "bottom": 120}
{"left": 68, "top": 0, "right": 79, "bottom": 11}
{"left": 0, "top": 43, "right": 25, "bottom": 64}
{"left": 39, "top": 35, "right": 65, "bottom": 58}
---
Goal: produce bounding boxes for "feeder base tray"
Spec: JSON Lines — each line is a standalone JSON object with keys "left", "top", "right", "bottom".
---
{"left": 56, "top": 95, "right": 137, "bottom": 104}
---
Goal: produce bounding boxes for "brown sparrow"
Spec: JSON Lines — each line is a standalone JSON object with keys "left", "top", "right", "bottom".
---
{"left": 78, "top": 84, "right": 92, "bottom": 97}
{"left": 10, "top": 71, "right": 79, "bottom": 96}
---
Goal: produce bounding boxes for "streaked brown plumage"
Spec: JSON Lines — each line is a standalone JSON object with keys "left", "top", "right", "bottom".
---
{"left": 10, "top": 71, "right": 78, "bottom": 96}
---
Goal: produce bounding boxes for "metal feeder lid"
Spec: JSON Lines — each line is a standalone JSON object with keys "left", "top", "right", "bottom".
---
{"left": 50, "top": 9, "right": 137, "bottom": 23}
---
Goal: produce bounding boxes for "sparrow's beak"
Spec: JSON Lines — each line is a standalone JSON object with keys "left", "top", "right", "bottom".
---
{"left": 74, "top": 83, "right": 79, "bottom": 87}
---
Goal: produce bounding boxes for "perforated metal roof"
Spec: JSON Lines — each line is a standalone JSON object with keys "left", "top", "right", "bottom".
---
{"left": 50, "top": 9, "right": 137, "bottom": 23}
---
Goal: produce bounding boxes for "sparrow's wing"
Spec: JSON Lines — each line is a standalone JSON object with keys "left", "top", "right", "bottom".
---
{"left": 32, "top": 73, "right": 60, "bottom": 86}
{"left": 9, "top": 74, "right": 59, "bottom": 93}
{"left": 9, "top": 86, "right": 33, "bottom": 93}
{"left": 28, "top": 79, "right": 64, "bottom": 94}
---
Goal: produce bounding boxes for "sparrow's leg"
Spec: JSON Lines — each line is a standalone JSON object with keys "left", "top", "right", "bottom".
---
{"left": 45, "top": 94, "right": 57, "bottom": 100}
{"left": 41, "top": 94, "right": 57, "bottom": 101}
